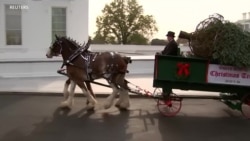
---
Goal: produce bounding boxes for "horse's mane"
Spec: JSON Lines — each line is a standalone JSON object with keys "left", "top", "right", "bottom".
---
{"left": 57, "top": 36, "right": 91, "bottom": 52}
{"left": 62, "top": 36, "right": 83, "bottom": 48}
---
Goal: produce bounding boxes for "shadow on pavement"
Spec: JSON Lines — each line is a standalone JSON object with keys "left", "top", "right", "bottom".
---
{"left": 157, "top": 113, "right": 250, "bottom": 141}
{"left": 1, "top": 96, "right": 250, "bottom": 141}
{"left": 0, "top": 107, "right": 143, "bottom": 141}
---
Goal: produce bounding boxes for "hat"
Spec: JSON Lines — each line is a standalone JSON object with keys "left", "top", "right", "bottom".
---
{"left": 166, "top": 31, "right": 175, "bottom": 37}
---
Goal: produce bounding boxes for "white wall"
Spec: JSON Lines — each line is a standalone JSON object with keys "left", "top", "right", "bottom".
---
{"left": 67, "top": 0, "right": 89, "bottom": 43}
{"left": 0, "top": 0, "right": 89, "bottom": 60}
{"left": 0, "top": 44, "right": 190, "bottom": 61}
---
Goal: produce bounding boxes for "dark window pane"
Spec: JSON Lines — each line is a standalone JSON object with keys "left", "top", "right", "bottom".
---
{"left": 6, "top": 30, "right": 22, "bottom": 45}
{"left": 5, "top": 4, "right": 22, "bottom": 45}
{"left": 6, "top": 15, "right": 21, "bottom": 29}
{"left": 52, "top": 7, "right": 66, "bottom": 42}
{"left": 52, "top": 8, "right": 66, "bottom": 15}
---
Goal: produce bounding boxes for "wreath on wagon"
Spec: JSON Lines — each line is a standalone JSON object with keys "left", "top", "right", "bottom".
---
{"left": 179, "top": 13, "right": 250, "bottom": 68}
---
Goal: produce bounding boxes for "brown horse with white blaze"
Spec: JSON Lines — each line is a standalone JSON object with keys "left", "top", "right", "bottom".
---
{"left": 46, "top": 35, "right": 132, "bottom": 110}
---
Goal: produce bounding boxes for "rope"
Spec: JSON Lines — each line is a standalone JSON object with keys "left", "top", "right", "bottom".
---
{"left": 126, "top": 80, "right": 153, "bottom": 97}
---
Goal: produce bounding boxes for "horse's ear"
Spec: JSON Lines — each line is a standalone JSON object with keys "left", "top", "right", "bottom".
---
{"left": 55, "top": 34, "right": 59, "bottom": 40}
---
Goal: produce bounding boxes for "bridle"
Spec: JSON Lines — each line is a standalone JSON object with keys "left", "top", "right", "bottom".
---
{"left": 51, "top": 37, "right": 90, "bottom": 68}
{"left": 50, "top": 39, "right": 63, "bottom": 56}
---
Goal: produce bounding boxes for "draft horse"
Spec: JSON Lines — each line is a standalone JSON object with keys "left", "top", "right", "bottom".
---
{"left": 55, "top": 40, "right": 95, "bottom": 106}
{"left": 46, "top": 35, "right": 132, "bottom": 110}
{"left": 48, "top": 42, "right": 95, "bottom": 107}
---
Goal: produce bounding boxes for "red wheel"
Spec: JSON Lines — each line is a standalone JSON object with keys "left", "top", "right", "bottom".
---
{"left": 157, "top": 93, "right": 182, "bottom": 117}
{"left": 241, "top": 94, "right": 250, "bottom": 119}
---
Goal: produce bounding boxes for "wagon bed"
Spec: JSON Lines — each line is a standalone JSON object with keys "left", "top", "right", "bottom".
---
{"left": 153, "top": 55, "right": 250, "bottom": 118}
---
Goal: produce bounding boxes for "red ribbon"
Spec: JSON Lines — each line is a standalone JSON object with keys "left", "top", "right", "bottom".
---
{"left": 177, "top": 62, "right": 190, "bottom": 77}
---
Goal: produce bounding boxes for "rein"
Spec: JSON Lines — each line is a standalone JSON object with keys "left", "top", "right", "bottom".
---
{"left": 60, "top": 49, "right": 90, "bottom": 71}
{"left": 58, "top": 39, "right": 89, "bottom": 69}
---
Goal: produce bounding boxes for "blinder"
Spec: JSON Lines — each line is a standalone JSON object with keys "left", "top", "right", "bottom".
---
{"left": 50, "top": 38, "right": 63, "bottom": 56}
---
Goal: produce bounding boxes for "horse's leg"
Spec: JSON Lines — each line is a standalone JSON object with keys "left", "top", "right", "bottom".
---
{"left": 60, "top": 80, "right": 76, "bottom": 109}
{"left": 104, "top": 82, "right": 119, "bottom": 109}
{"left": 85, "top": 81, "right": 96, "bottom": 105}
{"left": 63, "top": 78, "right": 71, "bottom": 99}
{"left": 115, "top": 75, "right": 130, "bottom": 109}
{"left": 77, "top": 81, "right": 97, "bottom": 110}
{"left": 116, "top": 87, "right": 130, "bottom": 109}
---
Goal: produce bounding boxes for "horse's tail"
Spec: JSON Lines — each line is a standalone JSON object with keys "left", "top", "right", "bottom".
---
{"left": 123, "top": 56, "right": 132, "bottom": 64}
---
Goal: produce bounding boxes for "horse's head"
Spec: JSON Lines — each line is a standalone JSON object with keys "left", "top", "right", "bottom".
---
{"left": 46, "top": 35, "right": 64, "bottom": 58}
{"left": 46, "top": 35, "right": 90, "bottom": 58}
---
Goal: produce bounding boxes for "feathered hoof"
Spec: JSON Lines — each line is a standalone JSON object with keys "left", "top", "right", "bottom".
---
{"left": 60, "top": 101, "right": 72, "bottom": 109}
{"left": 116, "top": 101, "right": 130, "bottom": 109}
{"left": 86, "top": 103, "right": 96, "bottom": 111}
{"left": 115, "top": 104, "right": 128, "bottom": 111}
{"left": 103, "top": 100, "right": 113, "bottom": 109}
{"left": 103, "top": 103, "right": 112, "bottom": 109}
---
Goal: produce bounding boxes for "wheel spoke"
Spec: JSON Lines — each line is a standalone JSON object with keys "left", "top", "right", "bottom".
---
{"left": 171, "top": 105, "right": 179, "bottom": 110}
{"left": 157, "top": 93, "right": 182, "bottom": 117}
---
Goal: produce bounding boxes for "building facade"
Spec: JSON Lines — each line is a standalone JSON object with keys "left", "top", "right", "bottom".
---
{"left": 236, "top": 12, "right": 250, "bottom": 32}
{"left": 0, "top": 0, "right": 89, "bottom": 60}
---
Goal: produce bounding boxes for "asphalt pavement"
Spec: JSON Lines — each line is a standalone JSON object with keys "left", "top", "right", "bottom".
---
{"left": 0, "top": 74, "right": 247, "bottom": 141}
{"left": 0, "top": 95, "right": 249, "bottom": 141}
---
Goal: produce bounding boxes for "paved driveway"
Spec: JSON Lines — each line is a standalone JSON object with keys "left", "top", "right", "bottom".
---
{"left": 0, "top": 95, "right": 249, "bottom": 141}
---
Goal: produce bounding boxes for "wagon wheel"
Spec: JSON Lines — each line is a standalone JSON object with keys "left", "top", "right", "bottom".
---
{"left": 157, "top": 92, "right": 182, "bottom": 117}
{"left": 241, "top": 94, "right": 250, "bottom": 119}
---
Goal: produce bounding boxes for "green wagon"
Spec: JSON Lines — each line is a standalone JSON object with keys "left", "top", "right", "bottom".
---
{"left": 153, "top": 54, "right": 250, "bottom": 118}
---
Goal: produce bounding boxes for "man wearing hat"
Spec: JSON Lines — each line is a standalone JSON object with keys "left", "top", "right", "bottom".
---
{"left": 158, "top": 31, "right": 178, "bottom": 95}
{"left": 159, "top": 31, "right": 178, "bottom": 55}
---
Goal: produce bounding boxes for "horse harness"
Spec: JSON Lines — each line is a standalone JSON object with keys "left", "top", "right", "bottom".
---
{"left": 59, "top": 48, "right": 121, "bottom": 81}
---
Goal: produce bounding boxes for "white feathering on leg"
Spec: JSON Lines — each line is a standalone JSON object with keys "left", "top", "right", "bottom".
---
{"left": 104, "top": 84, "right": 119, "bottom": 109}
{"left": 60, "top": 80, "right": 76, "bottom": 108}
{"left": 117, "top": 89, "right": 130, "bottom": 109}
{"left": 63, "top": 81, "right": 70, "bottom": 99}
{"left": 81, "top": 88, "right": 97, "bottom": 109}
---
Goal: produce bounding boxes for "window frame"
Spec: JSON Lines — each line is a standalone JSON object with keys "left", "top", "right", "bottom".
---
{"left": 51, "top": 7, "right": 67, "bottom": 42}
{"left": 5, "top": 4, "right": 22, "bottom": 46}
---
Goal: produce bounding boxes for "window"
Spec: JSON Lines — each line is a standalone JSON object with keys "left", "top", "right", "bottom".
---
{"left": 5, "top": 4, "right": 22, "bottom": 45}
{"left": 52, "top": 7, "right": 66, "bottom": 41}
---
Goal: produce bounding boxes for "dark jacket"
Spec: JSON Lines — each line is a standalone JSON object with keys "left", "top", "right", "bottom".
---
{"left": 161, "top": 40, "right": 178, "bottom": 55}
